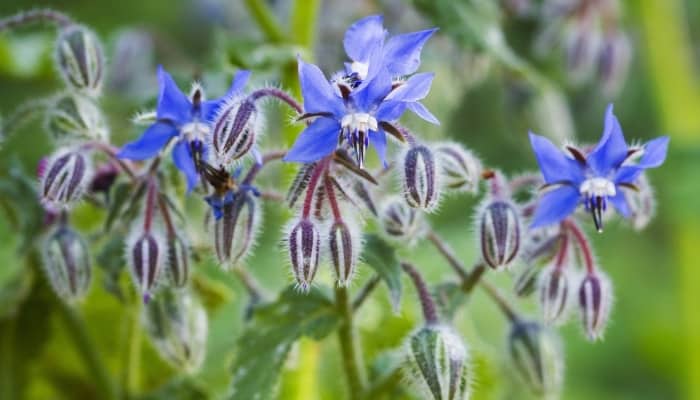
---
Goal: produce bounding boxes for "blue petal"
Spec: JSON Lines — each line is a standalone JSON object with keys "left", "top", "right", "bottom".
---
{"left": 386, "top": 72, "right": 434, "bottom": 102}
{"left": 227, "top": 69, "right": 251, "bottom": 96}
{"left": 376, "top": 100, "right": 407, "bottom": 122}
{"left": 407, "top": 102, "right": 439, "bottom": 125}
{"left": 343, "top": 15, "right": 386, "bottom": 63}
{"left": 384, "top": 28, "right": 437, "bottom": 75}
{"left": 609, "top": 191, "right": 630, "bottom": 218}
{"left": 528, "top": 132, "right": 584, "bottom": 184}
{"left": 531, "top": 185, "right": 581, "bottom": 228}
{"left": 172, "top": 140, "right": 199, "bottom": 192}
{"left": 369, "top": 129, "right": 387, "bottom": 167}
{"left": 118, "top": 122, "right": 178, "bottom": 160}
{"left": 298, "top": 58, "right": 345, "bottom": 117}
{"left": 587, "top": 104, "right": 628, "bottom": 174}
{"left": 354, "top": 67, "right": 392, "bottom": 111}
{"left": 283, "top": 118, "right": 340, "bottom": 163}
{"left": 637, "top": 136, "right": 669, "bottom": 168}
{"left": 614, "top": 165, "right": 642, "bottom": 184}
{"left": 155, "top": 66, "right": 191, "bottom": 124}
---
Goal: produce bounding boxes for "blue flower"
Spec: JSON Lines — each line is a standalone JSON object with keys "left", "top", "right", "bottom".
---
{"left": 529, "top": 104, "right": 669, "bottom": 231}
{"left": 118, "top": 66, "right": 251, "bottom": 191}
{"left": 205, "top": 184, "right": 260, "bottom": 220}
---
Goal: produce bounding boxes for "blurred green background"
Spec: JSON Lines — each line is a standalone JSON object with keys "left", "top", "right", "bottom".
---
{"left": 0, "top": 0, "right": 698, "bottom": 399}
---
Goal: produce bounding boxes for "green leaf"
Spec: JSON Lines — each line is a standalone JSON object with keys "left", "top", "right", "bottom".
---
{"left": 96, "top": 234, "right": 127, "bottom": 301}
{"left": 432, "top": 282, "right": 467, "bottom": 322}
{"left": 360, "top": 235, "right": 403, "bottom": 312}
{"left": 139, "top": 377, "right": 209, "bottom": 400}
{"left": 227, "top": 286, "right": 338, "bottom": 400}
{"left": 103, "top": 181, "right": 137, "bottom": 232}
{"left": 0, "top": 159, "right": 45, "bottom": 254}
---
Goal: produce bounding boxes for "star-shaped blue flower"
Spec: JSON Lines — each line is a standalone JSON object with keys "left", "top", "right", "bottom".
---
{"left": 118, "top": 66, "right": 251, "bottom": 191}
{"left": 529, "top": 104, "right": 669, "bottom": 231}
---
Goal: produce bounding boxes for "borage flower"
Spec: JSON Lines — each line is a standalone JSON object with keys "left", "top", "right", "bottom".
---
{"left": 529, "top": 104, "right": 668, "bottom": 231}
{"left": 118, "top": 66, "right": 250, "bottom": 190}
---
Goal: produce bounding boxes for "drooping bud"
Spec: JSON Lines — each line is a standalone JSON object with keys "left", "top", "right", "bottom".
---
{"left": 478, "top": 200, "right": 521, "bottom": 270}
{"left": 520, "top": 226, "right": 562, "bottom": 266}
{"left": 401, "top": 144, "right": 441, "bottom": 212}
{"left": 55, "top": 25, "right": 105, "bottom": 96}
{"left": 45, "top": 92, "right": 109, "bottom": 143}
{"left": 328, "top": 219, "right": 361, "bottom": 287}
{"left": 142, "top": 288, "right": 207, "bottom": 372}
{"left": 41, "top": 225, "right": 91, "bottom": 302}
{"left": 165, "top": 234, "right": 190, "bottom": 288}
{"left": 513, "top": 263, "right": 540, "bottom": 298}
{"left": 508, "top": 321, "right": 564, "bottom": 396}
{"left": 286, "top": 218, "right": 321, "bottom": 292}
{"left": 210, "top": 98, "right": 258, "bottom": 166}
{"left": 404, "top": 325, "right": 472, "bottom": 400}
{"left": 538, "top": 265, "right": 571, "bottom": 325}
{"left": 126, "top": 229, "right": 165, "bottom": 302}
{"left": 597, "top": 31, "right": 631, "bottom": 96}
{"left": 211, "top": 190, "right": 260, "bottom": 269}
{"left": 578, "top": 271, "right": 613, "bottom": 341}
{"left": 435, "top": 142, "right": 482, "bottom": 194}
{"left": 89, "top": 162, "right": 119, "bottom": 194}
{"left": 40, "top": 148, "right": 92, "bottom": 209}
{"left": 624, "top": 174, "right": 656, "bottom": 231}
{"left": 565, "top": 23, "right": 601, "bottom": 84}
{"left": 380, "top": 196, "right": 425, "bottom": 245}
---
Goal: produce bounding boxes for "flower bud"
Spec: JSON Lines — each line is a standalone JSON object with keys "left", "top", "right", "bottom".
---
{"left": 127, "top": 230, "right": 165, "bottom": 302}
{"left": 380, "top": 197, "right": 425, "bottom": 245}
{"left": 598, "top": 31, "right": 631, "bottom": 96}
{"left": 578, "top": 271, "right": 613, "bottom": 341}
{"left": 538, "top": 265, "right": 571, "bottom": 325}
{"left": 41, "top": 225, "right": 91, "bottom": 302}
{"left": 286, "top": 218, "right": 321, "bottom": 292}
{"left": 513, "top": 262, "right": 540, "bottom": 298}
{"left": 41, "top": 148, "right": 92, "bottom": 209}
{"left": 478, "top": 200, "right": 521, "bottom": 270}
{"left": 520, "top": 226, "right": 562, "bottom": 266}
{"left": 435, "top": 142, "right": 482, "bottom": 194}
{"left": 142, "top": 288, "right": 207, "bottom": 372}
{"left": 211, "top": 99, "right": 258, "bottom": 166}
{"left": 45, "top": 92, "right": 109, "bottom": 143}
{"left": 402, "top": 145, "right": 441, "bottom": 212}
{"left": 328, "top": 219, "right": 361, "bottom": 287}
{"left": 565, "top": 23, "right": 601, "bottom": 84}
{"left": 211, "top": 190, "right": 260, "bottom": 268}
{"left": 55, "top": 25, "right": 105, "bottom": 96}
{"left": 508, "top": 321, "right": 563, "bottom": 396}
{"left": 165, "top": 234, "right": 190, "bottom": 288}
{"left": 89, "top": 162, "right": 119, "bottom": 193}
{"left": 624, "top": 174, "right": 655, "bottom": 231}
{"left": 404, "top": 325, "right": 471, "bottom": 400}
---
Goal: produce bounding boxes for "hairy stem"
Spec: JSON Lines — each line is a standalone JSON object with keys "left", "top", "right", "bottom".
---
{"left": 233, "top": 265, "right": 264, "bottom": 302}
{"left": 242, "top": 150, "right": 287, "bottom": 185}
{"left": 0, "top": 8, "right": 72, "bottom": 32}
{"left": 352, "top": 275, "right": 381, "bottom": 312}
{"left": 335, "top": 286, "right": 367, "bottom": 397}
{"left": 401, "top": 262, "right": 439, "bottom": 325}
{"left": 564, "top": 219, "right": 595, "bottom": 273}
{"left": 249, "top": 88, "right": 303, "bottom": 114}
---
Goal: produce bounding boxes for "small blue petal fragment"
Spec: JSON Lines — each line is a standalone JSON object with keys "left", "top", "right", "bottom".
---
{"left": 528, "top": 132, "right": 583, "bottom": 184}
{"left": 155, "top": 66, "right": 191, "bottom": 124}
{"left": 172, "top": 140, "right": 199, "bottom": 192}
{"left": 298, "top": 58, "right": 344, "bottom": 117}
{"left": 637, "top": 136, "right": 669, "bottom": 168}
{"left": 118, "top": 122, "right": 178, "bottom": 160}
{"left": 343, "top": 15, "right": 386, "bottom": 63}
{"left": 531, "top": 185, "right": 581, "bottom": 228}
{"left": 284, "top": 118, "right": 340, "bottom": 163}
{"left": 588, "top": 104, "right": 628, "bottom": 174}
{"left": 383, "top": 28, "right": 437, "bottom": 76}
{"left": 407, "top": 102, "right": 439, "bottom": 125}
{"left": 369, "top": 129, "right": 387, "bottom": 167}
{"left": 387, "top": 72, "right": 434, "bottom": 102}
{"left": 609, "top": 191, "right": 631, "bottom": 218}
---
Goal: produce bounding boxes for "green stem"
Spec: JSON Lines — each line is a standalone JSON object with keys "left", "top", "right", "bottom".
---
{"left": 335, "top": 286, "right": 367, "bottom": 398}
{"left": 242, "top": 0, "right": 285, "bottom": 43}
{"left": 0, "top": 319, "right": 16, "bottom": 400}
{"left": 361, "top": 368, "right": 402, "bottom": 400}
{"left": 121, "top": 304, "right": 142, "bottom": 399}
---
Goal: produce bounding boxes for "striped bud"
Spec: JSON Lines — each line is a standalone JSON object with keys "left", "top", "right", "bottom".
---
{"left": 513, "top": 262, "right": 540, "bottom": 298}
{"left": 165, "top": 234, "right": 190, "bottom": 288}
{"left": 55, "top": 25, "right": 105, "bottom": 96}
{"left": 287, "top": 218, "right": 321, "bottom": 292}
{"left": 578, "top": 272, "right": 612, "bottom": 341}
{"left": 142, "top": 288, "right": 207, "bottom": 372}
{"left": 46, "top": 92, "right": 109, "bottom": 143}
{"left": 212, "top": 191, "right": 260, "bottom": 268}
{"left": 41, "top": 148, "right": 92, "bottom": 209}
{"left": 211, "top": 99, "right": 258, "bottom": 166}
{"left": 41, "top": 225, "right": 91, "bottom": 302}
{"left": 402, "top": 145, "right": 441, "bottom": 212}
{"left": 508, "top": 321, "right": 564, "bottom": 396}
{"left": 538, "top": 265, "right": 571, "bottom": 325}
{"left": 598, "top": 31, "right": 631, "bottom": 96}
{"left": 404, "top": 325, "right": 472, "bottom": 400}
{"left": 380, "top": 197, "right": 425, "bottom": 245}
{"left": 127, "top": 230, "right": 164, "bottom": 302}
{"left": 328, "top": 219, "right": 360, "bottom": 287}
{"left": 435, "top": 143, "right": 482, "bottom": 194}
{"left": 479, "top": 200, "right": 521, "bottom": 270}
{"left": 625, "top": 174, "right": 655, "bottom": 231}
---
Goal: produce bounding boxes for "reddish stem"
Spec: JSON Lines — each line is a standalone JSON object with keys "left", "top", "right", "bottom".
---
{"left": 143, "top": 179, "right": 158, "bottom": 232}
{"left": 242, "top": 149, "right": 287, "bottom": 185}
{"left": 401, "top": 262, "right": 438, "bottom": 325}
{"left": 301, "top": 157, "right": 330, "bottom": 219}
{"left": 249, "top": 88, "right": 303, "bottom": 114}
{"left": 0, "top": 9, "right": 73, "bottom": 32}
{"left": 324, "top": 174, "right": 342, "bottom": 221}
{"left": 554, "top": 227, "right": 569, "bottom": 270}
{"left": 157, "top": 194, "right": 176, "bottom": 237}
{"left": 564, "top": 219, "right": 595, "bottom": 274}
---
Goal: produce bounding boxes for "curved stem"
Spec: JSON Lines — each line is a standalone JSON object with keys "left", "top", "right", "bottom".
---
{"left": 243, "top": 0, "right": 285, "bottom": 43}
{"left": 426, "top": 229, "right": 486, "bottom": 293}
{"left": 249, "top": 88, "right": 303, "bottom": 114}
{"left": 157, "top": 193, "right": 176, "bottom": 237}
{"left": 564, "top": 219, "right": 595, "bottom": 274}
{"left": 84, "top": 141, "right": 137, "bottom": 181}
{"left": 352, "top": 275, "right": 381, "bottom": 312}
{"left": 242, "top": 150, "right": 287, "bottom": 185}
{"left": 335, "top": 286, "right": 367, "bottom": 398}
{"left": 232, "top": 265, "right": 264, "bottom": 302}
{"left": 554, "top": 227, "right": 569, "bottom": 269}
{"left": 401, "top": 262, "right": 438, "bottom": 325}
{"left": 301, "top": 157, "right": 330, "bottom": 219}
{"left": 142, "top": 179, "right": 157, "bottom": 232}
{"left": 324, "top": 174, "right": 342, "bottom": 221}
{"left": 0, "top": 9, "right": 73, "bottom": 32}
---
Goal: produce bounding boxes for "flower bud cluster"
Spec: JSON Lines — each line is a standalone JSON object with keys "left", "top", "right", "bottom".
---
{"left": 41, "top": 223, "right": 92, "bottom": 303}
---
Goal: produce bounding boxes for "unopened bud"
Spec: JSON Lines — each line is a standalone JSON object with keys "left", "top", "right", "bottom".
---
{"left": 478, "top": 200, "right": 521, "bottom": 270}
{"left": 41, "top": 148, "right": 92, "bottom": 209}
{"left": 513, "top": 262, "right": 540, "bottom": 298}
{"left": 520, "top": 226, "right": 562, "bottom": 266}
{"left": 211, "top": 190, "right": 260, "bottom": 268}
{"left": 142, "top": 288, "right": 207, "bottom": 372}
{"left": 565, "top": 23, "right": 601, "bottom": 83}
{"left": 127, "top": 229, "right": 164, "bottom": 302}
{"left": 42, "top": 225, "right": 91, "bottom": 302}
{"left": 435, "top": 142, "right": 482, "bottom": 194}
{"left": 508, "top": 321, "right": 563, "bottom": 396}
{"left": 165, "top": 234, "right": 190, "bottom": 288}
{"left": 89, "top": 162, "right": 119, "bottom": 193}
{"left": 578, "top": 271, "right": 612, "bottom": 341}
{"left": 55, "top": 25, "right": 105, "bottom": 96}
{"left": 404, "top": 325, "right": 472, "bottom": 400}
{"left": 287, "top": 218, "right": 321, "bottom": 292}
{"left": 328, "top": 219, "right": 361, "bottom": 287}
{"left": 624, "top": 174, "right": 655, "bottom": 231}
{"left": 45, "top": 92, "right": 109, "bottom": 143}
{"left": 380, "top": 197, "right": 425, "bottom": 245}
{"left": 402, "top": 145, "right": 441, "bottom": 211}
{"left": 538, "top": 265, "right": 572, "bottom": 325}
{"left": 598, "top": 31, "right": 631, "bottom": 96}
{"left": 211, "top": 99, "right": 258, "bottom": 166}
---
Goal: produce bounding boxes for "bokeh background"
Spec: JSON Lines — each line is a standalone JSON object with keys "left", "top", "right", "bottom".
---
{"left": 0, "top": 0, "right": 698, "bottom": 399}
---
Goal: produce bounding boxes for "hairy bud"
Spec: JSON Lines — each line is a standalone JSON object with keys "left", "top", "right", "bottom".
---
{"left": 435, "top": 142, "right": 482, "bottom": 194}
{"left": 165, "top": 234, "right": 190, "bottom": 288}
{"left": 402, "top": 145, "right": 441, "bottom": 211}
{"left": 42, "top": 225, "right": 91, "bottom": 302}
{"left": 513, "top": 262, "right": 540, "bottom": 298}
{"left": 478, "top": 200, "right": 521, "bottom": 270}
{"left": 598, "top": 31, "right": 631, "bottom": 96}
{"left": 55, "top": 25, "right": 105, "bottom": 96}
{"left": 41, "top": 148, "right": 92, "bottom": 209}
{"left": 287, "top": 218, "right": 321, "bottom": 292}
{"left": 127, "top": 230, "right": 164, "bottom": 302}
{"left": 142, "top": 288, "right": 207, "bottom": 372}
{"left": 211, "top": 190, "right": 260, "bottom": 268}
{"left": 328, "top": 219, "right": 361, "bottom": 287}
{"left": 46, "top": 93, "right": 109, "bottom": 143}
{"left": 538, "top": 265, "right": 572, "bottom": 325}
{"left": 578, "top": 271, "right": 613, "bottom": 341}
{"left": 565, "top": 23, "right": 601, "bottom": 83}
{"left": 508, "top": 321, "right": 563, "bottom": 396}
{"left": 380, "top": 197, "right": 425, "bottom": 245}
{"left": 404, "top": 325, "right": 472, "bottom": 400}
{"left": 625, "top": 174, "right": 656, "bottom": 231}
{"left": 210, "top": 99, "right": 258, "bottom": 166}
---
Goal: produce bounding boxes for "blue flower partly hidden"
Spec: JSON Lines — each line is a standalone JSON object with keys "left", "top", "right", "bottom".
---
{"left": 283, "top": 15, "right": 438, "bottom": 168}
{"left": 529, "top": 104, "right": 669, "bottom": 231}
{"left": 118, "top": 66, "right": 251, "bottom": 191}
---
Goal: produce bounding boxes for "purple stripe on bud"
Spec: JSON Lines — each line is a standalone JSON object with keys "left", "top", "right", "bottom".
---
{"left": 328, "top": 220, "right": 359, "bottom": 287}
{"left": 42, "top": 225, "right": 92, "bottom": 302}
{"left": 129, "top": 232, "right": 163, "bottom": 301}
{"left": 166, "top": 234, "right": 190, "bottom": 288}
{"left": 213, "top": 191, "right": 259, "bottom": 268}
{"left": 41, "top": 149, "right": 91, "bottom": 209}
{"left": 402, "top": 145, "right": 441, "bottom": 211}
{"left": 287, "top": 218, "right": 320, "bottom": 293}
{"left": 380, "top": 197, "right": 425, "bottom": 245}
{"left": 479, "top": 200, "right": 521, "bottom": 269}
{"left": 211, "top": 99, "right": 258, "bottom": 166}
{"left": 538, "top": 266, "right": 570, "bottom": 325}
{"left": 578, "top": 272, "right": 612, "bottom": 341}
{"left": 55, "top": 25, "right": 105, "bottom": 96}
{"left": 435, "top": 142, "right": 482, "bottom": 194}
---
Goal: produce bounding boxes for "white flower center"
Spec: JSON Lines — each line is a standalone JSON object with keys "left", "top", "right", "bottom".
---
{"left": 579, "top": 177, "right": 616, "bottom": 198}
{"left": 350, "top": 61, "right": 369, "bottom": 79}
{"left": 181, "top": 121, "right": 210, "bottom": 142}
{"left": 341, "top": 113, "right": 378, "bottom": 133}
